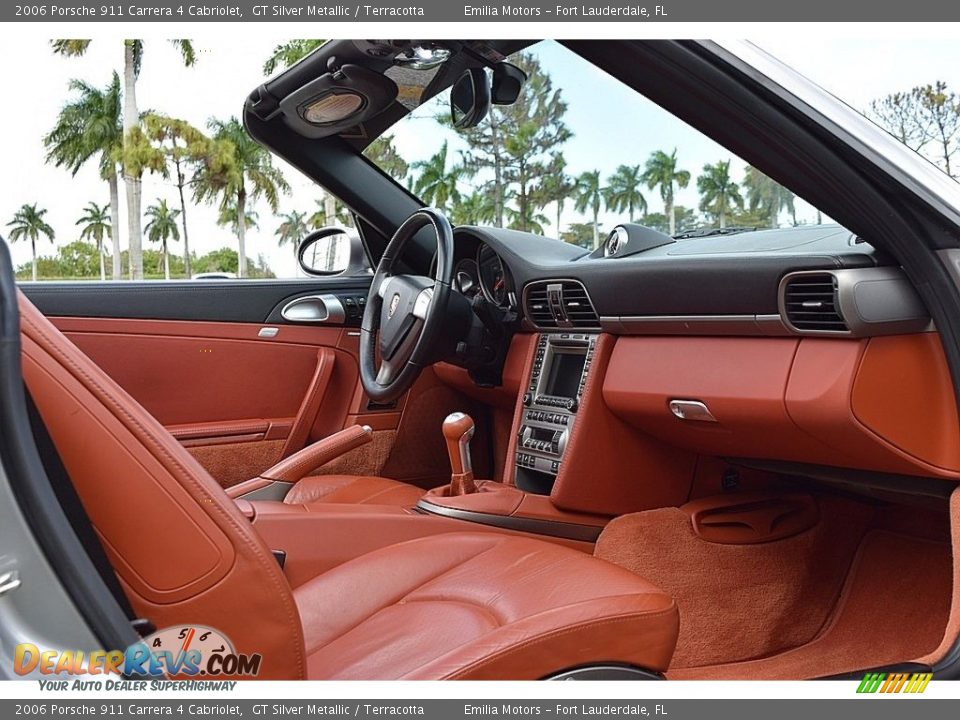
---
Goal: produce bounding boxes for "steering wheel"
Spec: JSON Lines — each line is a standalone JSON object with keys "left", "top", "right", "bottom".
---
{"left": 360, "top": 208, "right": 454, "bottom": 402}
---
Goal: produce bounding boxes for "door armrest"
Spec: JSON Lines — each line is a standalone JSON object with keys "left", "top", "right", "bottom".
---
{"left": 259, "top": 424, "right": 373, "bottom": 484}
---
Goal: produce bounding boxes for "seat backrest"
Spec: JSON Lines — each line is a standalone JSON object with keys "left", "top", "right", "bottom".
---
{"left": 17, "top": 290, "right": 305, "bottom": 679}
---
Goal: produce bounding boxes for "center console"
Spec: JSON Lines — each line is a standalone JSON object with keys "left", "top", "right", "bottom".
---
{"left": 515, "top": 333, "right": 598, "bottom": 494}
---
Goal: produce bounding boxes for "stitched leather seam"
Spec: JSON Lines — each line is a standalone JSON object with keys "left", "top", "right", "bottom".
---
{"left": 22, "top": 312, "right": 307, "bottom": 679}
{"left": 443, "top": 604, "right": 678, "bottom": 679}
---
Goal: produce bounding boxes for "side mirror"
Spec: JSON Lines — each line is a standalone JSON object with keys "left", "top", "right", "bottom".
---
{"left": 297, "top": 227, "right": 371, "bottom": 276}
{"left": 491, "top": 62, "right": 526, "bottom": 105}
{"left": 450, "top": 68, "right": 491, "bottom": 129}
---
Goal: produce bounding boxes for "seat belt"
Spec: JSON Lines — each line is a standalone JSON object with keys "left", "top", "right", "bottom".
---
{"left": 24, "top": 388, "right": 155, "bottom": 638}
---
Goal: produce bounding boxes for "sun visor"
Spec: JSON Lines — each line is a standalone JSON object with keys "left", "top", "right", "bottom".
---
{"left": 278, "top": 64, "right": 399, "bottom": 139}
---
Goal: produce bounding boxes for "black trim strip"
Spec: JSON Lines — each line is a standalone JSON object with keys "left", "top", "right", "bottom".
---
{"left": 416, "top": 499, "right": 604, "bottom": 542}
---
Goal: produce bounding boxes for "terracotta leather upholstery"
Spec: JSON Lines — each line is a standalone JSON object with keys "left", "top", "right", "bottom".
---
{"left": 250, "top": 424, "right": 427, "bottom": 507}
{"left": 296, "top": 533, "right": 679, "bottom": 679}
{"left": 17, "top": 290, "right": 679, "bottom": 679}
{"left": 284, "top": 474, "right": 425, "bottom": 507}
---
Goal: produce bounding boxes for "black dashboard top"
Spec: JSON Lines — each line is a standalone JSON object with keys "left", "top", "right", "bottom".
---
{"left": 455, "top": 224, "right": 881, "bottom": 317}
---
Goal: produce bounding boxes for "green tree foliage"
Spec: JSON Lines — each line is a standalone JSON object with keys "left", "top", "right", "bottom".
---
{"left": 561, "top": 222, "right": 600, "bottom": 249}
{"left": 573, "top": 170, "right": 604, "bottom": 250}
{"left": 455, "top": 54, "right": 570, "bottom": 229}
{"left": 217, "top": 199, "right": 259, "bottom": 235}
{"left": 192, "top": 248, "right": 274, "bottom": 278}
{"left": 604, "top": 164, "right": 647, "bottom": 223}
{"left": 7, "top": 203, "right": 55, "bottom": 282}
{"left": 144, "top": 199, "right": 181, "bottom": 280}
{"left": 192, "top": 116, "right": 290, "bottom": 278}
{"left": 411, "top": 140, "right": 463, "bottom": 208}
{"left": 364, "top": 135, "right": 409, "bottom": 181}
{"left": 52, "top": 39, "right": 197, "bottom": 279}
{"left": 262, "top": 40, "right": 325, "bottom": 75}
{"left": 275, "top": 210, "right": 310, "bottom": 260}
{"left": 697, "top": 160, "right": 743, "bottom": 229}
{"left": 641, "top": 206, "right": 700, "bottom": 235}
{"left": 537, "top": 153, "right": 574, "bottom": 234}
{"left": 451, "top": 192, "right": 497, "bottom": 226}
{"left": 144, "top": 114, "right": 210, "bottom": 276}
{"left": 742, "top": 166, "right": 796, "bottom": 227}
{"left": 76, "top": 201, "right": 111, "bottom": 280}
{"left": 870, "top": 81, "right": 960, "bottom": 177}
{"left": 44, "top": 72, "right": 124, "bottom": 279}
{"left": 642, "top": 149, "right": 690, "bottom": 236}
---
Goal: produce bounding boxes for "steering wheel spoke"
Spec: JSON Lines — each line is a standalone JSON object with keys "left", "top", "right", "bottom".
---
{"left": 359, "top": 209, "right": 454, "bottom": 403}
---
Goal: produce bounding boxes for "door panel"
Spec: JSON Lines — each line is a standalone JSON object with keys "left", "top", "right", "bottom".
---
{"left": 47, "top": 316, "right": 358, "bottom": 488}
{"left": 22, "top": 281, "right": 505, "bottom": 491}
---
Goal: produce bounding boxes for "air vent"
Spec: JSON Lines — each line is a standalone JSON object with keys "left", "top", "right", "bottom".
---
{"left": 524, "top": 285, "right": 555, "bottom": 328}
{"left": 523, "top": 280, "right": 599, "bottom": 330}
{"left": 781, "top": 273, "right": 849, "bottom": 333}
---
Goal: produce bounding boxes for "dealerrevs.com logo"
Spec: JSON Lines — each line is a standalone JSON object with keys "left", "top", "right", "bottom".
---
{"left": 14, "top": 625, "right": 262, "bottom": 679}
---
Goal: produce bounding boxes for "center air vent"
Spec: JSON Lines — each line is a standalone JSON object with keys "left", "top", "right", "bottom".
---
{"left": 523, "top": 280, "right": 599, "bottom": 330}
{"left": 780, "top": 272, "right": 849, "bottom": 333}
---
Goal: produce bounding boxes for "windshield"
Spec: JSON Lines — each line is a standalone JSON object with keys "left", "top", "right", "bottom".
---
{"left": 367, "top": 40, "right": 831, "bottom": 249}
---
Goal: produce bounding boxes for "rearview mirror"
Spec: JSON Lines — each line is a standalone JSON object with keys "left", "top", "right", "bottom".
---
{"left": 297, "top": 227, "right": 371, "bottom": 276}
{"left": 491, "top": 62, "right": 526, "bottom": 105}
{"left": 450, "top": 68, "right": 491, "bottom": 129}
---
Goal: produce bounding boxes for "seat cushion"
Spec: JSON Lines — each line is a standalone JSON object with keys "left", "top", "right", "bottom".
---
{"left": 295, "top": 533, "right": 679, "bottom": 680}
{"left": 284, "top": 474, "right": 425, "bottom": 507}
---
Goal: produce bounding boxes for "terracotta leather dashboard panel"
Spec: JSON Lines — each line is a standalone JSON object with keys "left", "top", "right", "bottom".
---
{"left": 603, "top": 334, "right": 960, "bottom": 479}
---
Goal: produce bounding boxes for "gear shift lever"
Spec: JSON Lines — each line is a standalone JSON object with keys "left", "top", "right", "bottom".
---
{"left": 443, "top": 412, "right": 477, "bottom": 495}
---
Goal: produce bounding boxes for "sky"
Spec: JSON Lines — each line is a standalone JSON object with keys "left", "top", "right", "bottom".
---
{"left": 1, "top": 36, "right": 959, "bottom": 279}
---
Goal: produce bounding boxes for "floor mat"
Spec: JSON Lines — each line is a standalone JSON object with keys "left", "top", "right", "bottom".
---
{"left": 595, "top": 495, "right": 873, "bottom": 668}
{"left": 668, "top": 530, "right": 952, "bottom": 679}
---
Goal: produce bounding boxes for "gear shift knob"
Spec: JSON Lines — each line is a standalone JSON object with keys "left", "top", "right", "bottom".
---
{"left": 443, "top": 412, "right": 476, "bottom": 495}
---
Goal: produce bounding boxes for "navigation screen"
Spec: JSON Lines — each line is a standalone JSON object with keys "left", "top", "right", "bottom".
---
{"left": 544, "top": 352, "right": 586, "bottom": 399}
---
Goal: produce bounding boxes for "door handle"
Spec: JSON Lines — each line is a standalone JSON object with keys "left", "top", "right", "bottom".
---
{"left": 281, "top": 294, "right": 346, "bottom": 324}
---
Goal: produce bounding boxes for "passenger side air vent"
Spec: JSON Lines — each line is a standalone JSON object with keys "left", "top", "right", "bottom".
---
{"left": 523, "top": 280, "right": 599, "bottom": 330}
{"left": 780, "top": 272, "right": 849, "bottom": 333}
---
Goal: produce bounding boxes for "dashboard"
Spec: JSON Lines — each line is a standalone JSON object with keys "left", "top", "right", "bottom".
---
{"left": 450, "top": 224, "right": 930, "bottom": 340}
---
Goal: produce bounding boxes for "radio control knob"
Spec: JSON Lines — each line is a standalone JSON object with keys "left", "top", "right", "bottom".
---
{"left": 565, "top": 398, "right": 578, "bottom": 412}
{"left": 523, "top": 393, "right": 532, "bottom": 407}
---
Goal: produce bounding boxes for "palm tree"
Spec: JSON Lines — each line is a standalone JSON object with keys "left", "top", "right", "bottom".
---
{"left": 144, "top": 200, "right": 181, "bottom": 280}
{"left": 364, "top": 135, "right": 409, "bottom": 182}
{"left": 411, "top": 141, "right": 462, "bottom": 209}
{"left": 263, "top": 40, "right": 326, "bottom": 75}
{"left": 193, "top": 117, "right": 290, "bottom": 278}
{"left": 697, "top": 160, "right": 743, "bottom": 229}
{"left": 605, "top": 164, "right": 647, "bottom": 223}
{"left": 451, "top": 192, "right": 497, "bottom": 226}
{"left": 52, "top": 39, "right": 197, "bottom": 280}
{"left": 275, "top": 210, "right": 310, "bottom": 261}
{"left": 538, "top": 153, "right": 574, "bottom": 234}
{"left": 742, "top": 166, "right": 796, "bottom": 227}
{"left": 76, "top": 202, "right": 111, "bottom": 281}
{"left": 7, "top": 204, "right": 55, "bottom": 282}
{"left": 573, "top": 170, "right": 604, "bottom": 250}
{"left": 144, "top": 114, "right": 209, "bottom": 277}
{"left": 44, "top": 73, "right": 123, "bottom": 280}
{"left": 217, "top": 200, "right": 259, "bottom": 236}
{"left": 641, "top": 149, "right": 691, "bottom": 236}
